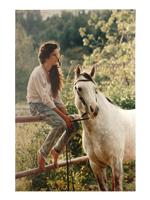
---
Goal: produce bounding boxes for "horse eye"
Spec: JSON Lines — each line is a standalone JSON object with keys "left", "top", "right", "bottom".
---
{"left": 75, "top": 86, "right": 77, "bottom": 90}
{"left": 95, "top": 89, "right": 98, "bottom": 94}
{"left": 78, "top": 87, "right": 82, "bottom": 92}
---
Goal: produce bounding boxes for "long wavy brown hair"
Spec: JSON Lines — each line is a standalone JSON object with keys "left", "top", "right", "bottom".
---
{"left": 38, "top": 41, "right": 64, "bottom": 98}
{"left": 49, "top": 64, "right": 64, "bottom": 98}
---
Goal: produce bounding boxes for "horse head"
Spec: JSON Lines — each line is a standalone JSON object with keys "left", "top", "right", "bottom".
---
{"left": 74, "top": 65, "right": 99, "bottom": 118}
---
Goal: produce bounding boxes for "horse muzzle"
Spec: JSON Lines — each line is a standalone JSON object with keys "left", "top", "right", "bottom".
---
{"left": 89, "top": 104, "right": 99, "bottom": 118}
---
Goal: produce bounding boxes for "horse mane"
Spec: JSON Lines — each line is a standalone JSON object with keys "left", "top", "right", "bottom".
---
{"left": 106, "top": 96, "right": 114, "bottom": 104}
{"left": 80, "top": 73, "right": 95, "bottom": 83}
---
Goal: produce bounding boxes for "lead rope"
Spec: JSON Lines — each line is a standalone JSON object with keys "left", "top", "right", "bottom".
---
{"left": 66, "top": 143, "right": 75, "bottom": 191}
{"left": 65, "top": 112, "right": 89, "bottom": 191}
{"left": 69, "top": 149, "right": 75, "bottom": 191}
{"left": 66, "top": 144, "right": 70, "bottom": 191}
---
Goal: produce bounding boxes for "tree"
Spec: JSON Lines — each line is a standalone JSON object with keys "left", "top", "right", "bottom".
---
{"left": 79, "top": 10, "right": 112, "bottom": 52}
{"left": 80, "top": 10, "right": 135, "bottom": 108}
{"left": 16, "top": 22, "right": 37, "bottom": 69}
{"left": 16, "top": 10, "right": 44, "bottom": 48}
{"left": 16, "top": 22, "right": 37, "bottom": 102}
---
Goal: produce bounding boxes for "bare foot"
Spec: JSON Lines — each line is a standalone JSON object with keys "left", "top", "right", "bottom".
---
{"left": 50, "top": 148, "right": 59, "bottom": 168}
{"left": 37, "top": 151, "right": 45, "bottom": 170}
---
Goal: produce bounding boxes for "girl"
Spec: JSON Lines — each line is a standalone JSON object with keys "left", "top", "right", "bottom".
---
{"left": 27, "top": 41, "right": 78, "bottom": 169}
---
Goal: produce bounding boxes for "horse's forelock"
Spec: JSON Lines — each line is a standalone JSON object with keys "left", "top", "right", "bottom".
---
{"left": 80, "top": 73, "right": 95, "bottom": 83}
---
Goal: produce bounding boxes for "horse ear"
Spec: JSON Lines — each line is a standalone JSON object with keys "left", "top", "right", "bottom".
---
{"left": 75, "top": 65, "right": 81, "bottom": 78}
{"left": 90, "top": 65, "right": 96, "bottom": 77}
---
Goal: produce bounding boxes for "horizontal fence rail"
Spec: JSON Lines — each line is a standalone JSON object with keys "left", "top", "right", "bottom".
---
{"left": 16, "top": 156, "right": 89, "bottom": 179}
{"left": 16, "top": 115, "right": 45, "bottom": 123}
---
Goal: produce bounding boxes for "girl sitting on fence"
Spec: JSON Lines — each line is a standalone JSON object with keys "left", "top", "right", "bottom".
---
{"left": 27, "top": 41, "right": 79, "bottom": 169}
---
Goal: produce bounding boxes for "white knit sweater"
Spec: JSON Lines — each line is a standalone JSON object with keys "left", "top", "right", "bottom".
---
{"left": 26, "top": 65, "right": 64, "bottom": 108}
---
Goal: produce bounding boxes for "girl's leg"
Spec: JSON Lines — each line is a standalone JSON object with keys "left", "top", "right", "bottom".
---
{"left": 29, "top": 103, "right": 67, "bottom": 166}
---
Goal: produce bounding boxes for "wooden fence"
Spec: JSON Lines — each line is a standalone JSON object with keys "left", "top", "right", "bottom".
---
{"left": 15, "top": 115, "right": 88, "bottom": 179}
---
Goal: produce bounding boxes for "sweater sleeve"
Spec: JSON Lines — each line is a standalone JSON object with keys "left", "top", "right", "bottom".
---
{"left": 33, "top": 71, "right": 56, "bottom": 109}
{"left": 54, "top": 91, "right": 65, "bottom": 107}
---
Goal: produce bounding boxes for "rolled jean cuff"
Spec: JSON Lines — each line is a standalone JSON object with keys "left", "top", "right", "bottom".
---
{"left": 53, "top": 147, "right": 61, "bottom": 154}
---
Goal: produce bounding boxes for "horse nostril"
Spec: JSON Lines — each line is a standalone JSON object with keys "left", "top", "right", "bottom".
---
{"left": 78, "top": 87, "right": 82, "bottom": 92}
{"left": 90, "top": 105, "right": 94, "bottom": 113}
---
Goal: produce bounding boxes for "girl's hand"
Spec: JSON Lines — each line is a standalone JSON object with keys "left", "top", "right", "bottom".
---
{"left": 53, "top": 107, "right": 73, "bottom": 129}
{"left": 63, "top": 115, "right": 73, "bottom": 129}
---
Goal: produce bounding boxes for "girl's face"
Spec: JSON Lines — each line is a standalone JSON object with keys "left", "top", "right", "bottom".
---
{"left": 49, "top": 48, "right": 61, "bottom": 64}
{"left": 45, "top": 48, "right": 61, "bottom": 71}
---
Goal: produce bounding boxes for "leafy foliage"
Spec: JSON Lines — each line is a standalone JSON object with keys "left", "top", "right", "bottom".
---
{"left": 80, "top": 10, "right": 135, "bottom": 109}
{"left": 16, "top": 22, "right": 38, "bottom": 69}
{"left": 15, "top": 22, "right": 38, "bottom": 102}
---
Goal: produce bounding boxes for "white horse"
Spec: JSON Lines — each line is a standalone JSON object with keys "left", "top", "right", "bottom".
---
{"left": 74, "top": 66, "right": 135, "bottom": 191}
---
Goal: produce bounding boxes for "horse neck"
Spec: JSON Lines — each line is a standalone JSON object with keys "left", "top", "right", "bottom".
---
{"left": 76, "top": 90, "right": 118, "bottom": 127}
{"left": 97, "top": 92, "right": 114, "bottom": 114}
{"left": 82, "top": 94, "right": 117, "bottom": 137}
